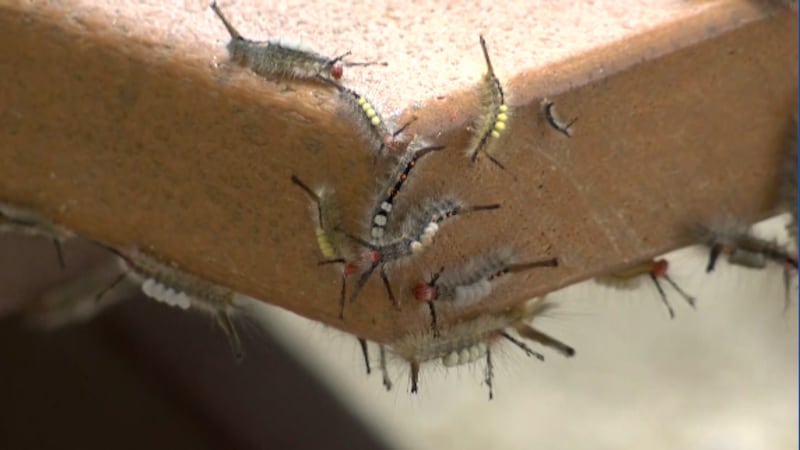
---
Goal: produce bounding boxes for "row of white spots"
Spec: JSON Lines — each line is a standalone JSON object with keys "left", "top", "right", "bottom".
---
{"left": 141, "top": 278, "right": 192, "bottom": 310}
{"left": 442, "top": 341, "right": 489, "bottom": 367}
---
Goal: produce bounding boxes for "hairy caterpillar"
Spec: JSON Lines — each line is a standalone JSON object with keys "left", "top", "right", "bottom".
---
{"left": 368, "top": 140, "right": 446, "bottom": 241}
{"left": 413, "top": 249, "right": 558, "bottom": 335}
{"left": 692, "top": 220, "right": 798, "bottom": 273}
{"left": 346, "top": 197, "right": 500, "bottom": 308}
{"left": 467, "top": 35, "right": 509, "bottom": 171}
{"left": 0, "top": 203, "right": 73, "bottom": 269}
{"left": 96, "top": 246, "right": 249, "bottom": 362}
{"left": 290, "top": 175, "right": 358, "bottom": 319}
{"left": 336, "top": 85, "right": 416, "bottom": 158}
{"left": 210, "top": 2, "right": 385, "bottom": 83}
{"left": 595, "top": 258, "right": 696, "bottom": 319}
{"left": 541, "top": 98, "right": 577, "bottom": 138}
{"left": 387, "top": 297, "right": 574, "bottom": 399}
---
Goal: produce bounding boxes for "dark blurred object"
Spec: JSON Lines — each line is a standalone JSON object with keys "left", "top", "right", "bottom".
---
{"left": 0, "top": 236, "right": 387, "bottom": 450}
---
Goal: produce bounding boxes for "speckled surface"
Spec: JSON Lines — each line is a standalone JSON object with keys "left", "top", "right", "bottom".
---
{"left": 0, "top": 0, "right": 796, "bottom": 343}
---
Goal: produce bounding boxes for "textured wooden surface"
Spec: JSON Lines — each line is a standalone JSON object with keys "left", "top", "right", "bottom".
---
{"left": 0, "top": 0, "right": 796, "bottom": 343}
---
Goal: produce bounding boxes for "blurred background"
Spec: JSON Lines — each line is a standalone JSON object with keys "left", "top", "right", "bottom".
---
{"left": 0, "top": 215, "right": 796, "bottom": 450}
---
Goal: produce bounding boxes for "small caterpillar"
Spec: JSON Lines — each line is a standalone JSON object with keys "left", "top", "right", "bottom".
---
{"left": 413, "top": 249, "right": 559, "bottom": 335}
{"left": 541, "top": 99, "right": 577, "bottom": 138}
{"left": 691, "top": 220, "right": 798, "bottom": 273}
{"left": 336, "top": 85, "right": 416, "bottom": 158}
{"left": 387, "top": 297, "right": 574, "bottom": 399}
{"left": 0, "top": 203, "right": 73, "bottom": 269}
{"left": 96, "top": 246, "right": 248, "bottom": 362}
{"left": 346, "top": 197, "right": 500, "bottom": 308}
{"left": 290, "top": 175, "right": 357, "bottom": 319}
{"left": 368, "top": 140, "right": 446, "bottom": 241}
{"left": 210, "top": 2, "right": 385, "bottom": 83}
{"left": 467, "top": 35, "right": 509, "bottom": 171}
{"left": 595, "top": 258, "right": 696, "bottom": 319}
{"left": 692, "top": 219, "right": 798, "bottom": 309}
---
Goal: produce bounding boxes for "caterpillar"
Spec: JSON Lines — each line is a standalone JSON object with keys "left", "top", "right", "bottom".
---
{"left": 368, "top": 140, "right": 446, "bottom": 241}
{"left": 0, "top": 202, "right": 73, "bottom": 269}
{"left": 387, "top": 297, "right": 574, "bottom": 399}
{"left": 595, "top": 258, "right": 696, "bottom": 319}
{"left": 96, "top": 246, "right": 249, "bottom": 362}
{"left": 467, "top": 35, "right": 509, "bottom": 171}
{"left": 336, "top": 85, "right": 416, "bottom": 158}
{"left": 691, "top": 220, "right": 798, "bottom": 273}
{"left": 413, "top": 249, "right": 558, "bottom": 335}
{"left": 346, "top": 196, "right": 500, "bottom": 308}
{"left": 541, "top": 98, "right": 577, "bottom": 138}
{"left": 210, "top": 2, "right": 385, "bottom": 83}
{"left": 290, "top": 174, "right": 358, "bottom": 319}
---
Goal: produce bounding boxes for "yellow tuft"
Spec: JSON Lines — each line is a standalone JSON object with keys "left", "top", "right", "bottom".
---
{"left": 357, "top": 97, "right": 367, "bottom": 106}
{"left": 370, "top": 116, "right": 381, "bottom": 126}
{"left": 499, "top": 104, "right": 508, "bottom": 112}
{"left": 491, "top": 130, "right": 500, "bottom": 138}
{"left": 366, "top": 108, "right": 377, "bottom": 118}
{"left": 494, "top": 121, "right": 506, "bottom": 131}
{"left": 497, "top": 113, "right": 507, "bottom": 122}
{"left": 315, "top": 227, "right": 337, "bottom": 260}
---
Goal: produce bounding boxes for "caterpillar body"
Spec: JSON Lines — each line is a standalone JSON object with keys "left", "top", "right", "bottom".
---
{"left": 290, "top": 175, "right": 357, "bottom": 319}
{"left": 595, "top": 258, "right": 695, "bottom": 319}
{"left": 387, "top": 297, "right": 574, "bottom": 399}
{"left": 210, "top": 2, "right": 384, "bottom": 83}
{"left": 467, "top": 35, "right": 509, "bottom": 170}
{"left": 337, "top": 86, "right": 415, "bottom": 158}
{"left": 368, "top": 140, "right": 446, "bottom": 242}
{"left": 347, "top": 197, "right": 500, "bottom": 308}
{"left": 414, "top": 249, "right": 558, "bottom": 334}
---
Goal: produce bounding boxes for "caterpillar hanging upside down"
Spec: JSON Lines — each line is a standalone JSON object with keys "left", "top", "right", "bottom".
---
{"left": 290, "top": 174, "right": 358, "bottom": 319}
{"left": 467, "top": 35, "right": 510, "bottom": 171}
{"left": 692, "top": 218, "right": 798, "bottom": 309}
{"left": 595, "top": 258, "right": 696, "bottom": 319}
{"left": 95, "top": 245, "right": 249, "bottom": 362}
{"left": 210, "top": 2, "right": 386, "bottom": 83}
{"left": 387, "top": 297, "right": 574, "bottom": 400}
{"left": 413, "top": 249, "right": 559, "bottom": 336}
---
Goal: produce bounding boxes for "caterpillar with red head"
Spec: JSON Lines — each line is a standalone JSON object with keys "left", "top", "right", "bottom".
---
{"left": 210, "top": 2, "right": 385, "bottom": 83}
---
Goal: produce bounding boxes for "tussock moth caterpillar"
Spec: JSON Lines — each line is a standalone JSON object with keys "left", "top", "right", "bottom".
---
{"left": 336, "top": 85, "right": 416, "bottom": 158}
{"left": 692, "top": 219, "right": 798, "bottom": 273}
{"left": 413, "top": 249, "right": 558, "bottom": 334}
{"left": 595, "top": 259, "right": 696, "bottom": 319}
{"left": 388, "top": 297, "right": 574, "bottom": 399}
{"left": 210, "top": 2, "right": 385, "bottom": 83}
{"left": 467, "top": 35, "right": 509, "bottom": 171}
{"left": 0, "top": 203, "right": 73, "bottom": 269}
{"left": 290, "top": 174, "right": 357, "bottom": 318}
{"left": 541, "top": 99, "right": 577, "bottom": 138}
{"left": 368, "top": 140, "right": 446, "bottom": 241}
{"left": 97, "top": 246, "right": 249, "bottom": 362}
{"left": 346, "top": 196, "right": 500, "bottom": 308}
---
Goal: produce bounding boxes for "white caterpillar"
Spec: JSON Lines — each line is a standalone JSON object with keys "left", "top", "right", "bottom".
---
{"left": 413, "top": 249, "right": 558, "bottom": 334}
{"left": 346, "top": 197, "right": 500, "bottom": 308}
{"left": 98, "top": 246, "right": 249, "bottom": 362}
{"left": 387, "top": 297, "right": 574, "bottom": 399}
